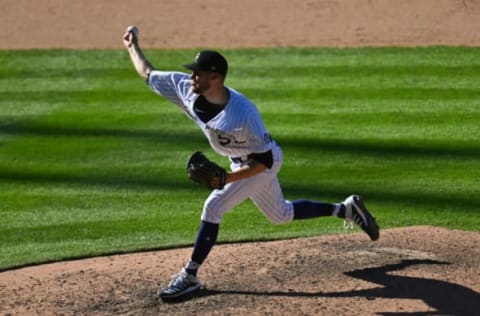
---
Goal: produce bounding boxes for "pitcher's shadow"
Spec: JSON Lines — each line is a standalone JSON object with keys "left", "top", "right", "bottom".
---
{"left": 339, "top": 259, "right": 480, "bottom": 315}
{"left": 190, "top": 259, "right": 480, "bottom": 315}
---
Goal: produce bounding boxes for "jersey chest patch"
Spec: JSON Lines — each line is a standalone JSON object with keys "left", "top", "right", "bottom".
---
{"left": 207, "top": 126, "right": 248, "bottom": 147}
{"left": 217, "top": 131, "right": 247, "bottom": 146}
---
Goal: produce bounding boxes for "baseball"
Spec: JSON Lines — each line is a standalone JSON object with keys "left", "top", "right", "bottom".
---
{"left": 127, "top": 25, "right": 138, "bottom": 36}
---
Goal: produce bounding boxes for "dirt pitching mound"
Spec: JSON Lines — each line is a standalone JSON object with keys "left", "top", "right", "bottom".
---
{"left": 1, "top": 1, "right": 480, "bottom": 315}
{"left": 1, "top": 226, "right": 479, "bottom": 315}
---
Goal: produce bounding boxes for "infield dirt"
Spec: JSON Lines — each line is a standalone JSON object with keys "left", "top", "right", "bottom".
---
{"left": 1, "top": 1, "right": 479, "bottom": 315}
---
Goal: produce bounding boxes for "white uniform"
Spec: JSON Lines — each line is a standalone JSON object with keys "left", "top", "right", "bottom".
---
{"left": 148, "top": 71, "right": 294, "bottom": 224}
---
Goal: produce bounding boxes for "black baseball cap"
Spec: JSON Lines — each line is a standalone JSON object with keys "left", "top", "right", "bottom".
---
{"left": 183, "top": 50, "right": 228, "bottom": 77}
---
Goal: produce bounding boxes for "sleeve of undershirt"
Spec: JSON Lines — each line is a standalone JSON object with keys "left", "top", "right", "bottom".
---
{"left": 250, "top": 150, "right": 273, "bottom": 169}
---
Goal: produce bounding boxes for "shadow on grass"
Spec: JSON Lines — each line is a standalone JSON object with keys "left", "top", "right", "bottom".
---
{"left": 3, "top": 86, "right": 480, "bottom": 103}
{"left": 0, "top": 168, "right": 190, "bottom": 191}
{"left": 192, "top": 259, "right": 480, "bottom": 315}
{"left": 5, "top": 63, "right": 480, "bottom": 80}
{"left": 0, "top": 167, "right": 478, "bottom": 211}
{"left": 281, "top": 182, "right": 480, "bottom": 213}
{"left": 0, "top": 122, "right": 479, "bottom": 210}
{"left": 1, "top": 121, "right": 478, "bottom": 210}
{"left": 1, "top": 120, "right": 478, "bottom": 158}
{"left": 0, "top": 118, "right": 204, "bottom": 145}
{"left": 279, "top": 136, "right": 480, "bottom": 159}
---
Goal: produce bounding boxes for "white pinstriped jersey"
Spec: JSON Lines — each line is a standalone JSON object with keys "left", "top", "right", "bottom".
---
{"left": 148, "top": 70, "right": 293, "bottom": 225}
{"left": 148, "top": 71, "right": 277, "bottom": 158}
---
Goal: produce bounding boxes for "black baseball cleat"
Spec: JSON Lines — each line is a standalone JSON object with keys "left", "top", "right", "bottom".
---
{"left": 343, "top": 195, "right": 380, "bottom": 241}
{"left": 157, "top": 268, "right": 202, "bottom": 302}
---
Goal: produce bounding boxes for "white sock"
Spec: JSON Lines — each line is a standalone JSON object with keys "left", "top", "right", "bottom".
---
{"left": 332, "top": 203, "right": 343, "bottom": 217}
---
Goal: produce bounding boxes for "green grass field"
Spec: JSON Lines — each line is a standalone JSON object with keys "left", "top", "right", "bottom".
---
{"left": 0, "top": 47, "right": 479, "bottom": 271}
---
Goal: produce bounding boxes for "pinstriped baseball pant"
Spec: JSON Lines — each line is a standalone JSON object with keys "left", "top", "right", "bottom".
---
{"left": 201, "top": 146, "right": 294, "bottom": 224}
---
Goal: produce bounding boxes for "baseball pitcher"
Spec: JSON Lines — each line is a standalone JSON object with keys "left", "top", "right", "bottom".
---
{"left": 123, "top": 26, "right": 379, "bottom": 301}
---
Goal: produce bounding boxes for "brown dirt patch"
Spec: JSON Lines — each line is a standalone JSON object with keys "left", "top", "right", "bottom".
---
{"left": 1, "top": 1, "right": 480, "bottom": 315}
{"left": 1, "top": 227, "right": 479, "bottom": 315}
{"left": 2, "top": 0, "right": 480, "bottom": 49}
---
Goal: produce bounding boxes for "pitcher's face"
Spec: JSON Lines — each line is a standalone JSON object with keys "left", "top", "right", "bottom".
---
{"left": 190, "top": 71, "right": 214, "bottom": 94}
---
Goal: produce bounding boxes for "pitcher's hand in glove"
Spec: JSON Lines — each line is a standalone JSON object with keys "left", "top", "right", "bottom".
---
{"left": 186, "top": 151, "right": 227, "bottom": 190}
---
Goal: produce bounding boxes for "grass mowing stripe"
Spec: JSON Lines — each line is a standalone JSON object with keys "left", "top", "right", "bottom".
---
{"left": 240, "top": 87, "right": 480, "bottom": 101}
{"left": 1, "top": 47, "right": 479, "bottom": 270}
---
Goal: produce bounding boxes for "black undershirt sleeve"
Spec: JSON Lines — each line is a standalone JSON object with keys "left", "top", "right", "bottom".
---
{"left": 250, "top": 150, "right": 273, "bottom": 169}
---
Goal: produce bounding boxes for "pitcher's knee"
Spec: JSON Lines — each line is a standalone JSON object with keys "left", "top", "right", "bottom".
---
{"left": 200, "top": 207, "right": 223, "bottom": 224}
{"left": 201, "top": 198, "right": 227, "bottom": 224}
{"left": 263, "top": 202, "right": 294, "bottom": 224}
